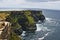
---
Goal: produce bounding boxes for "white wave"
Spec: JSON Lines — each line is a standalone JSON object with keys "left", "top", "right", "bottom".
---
{"left": 36, "top": 24, "right": 51, "bottom": 31}
{"left": 42, "top": 27, "right": 51, "bottom": 31}
{"left": 38, "top": 32, "right": 49, "bottom": 40}
{"left": 36, "top": 24, "right": 42, "bottom": 31}
{"left": 21, "top": 31, "right": 26, "bottom": 36}
{"left": 45, "top": 18, "right": 56, "bottom": 23}
{"left": 44, "top": 17, "right": 60, "bottom": 26}
{"left": 36, "top": 17, "right": 60, "bottom": 40}
{"left": 36, "top": 17, "right": 59, "bottom": 32}
{"left": 46, "top": 17, "right": 53, "bottom": 20}
{"left": 38, "top": 29, "right": 55, "bottom": 40}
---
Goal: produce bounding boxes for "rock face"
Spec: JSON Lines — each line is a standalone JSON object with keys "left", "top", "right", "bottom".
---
{"left": 6, "top": 10, "right": 45, "bottom": 32}
{"left": 10, "top": 10, "right": 45, "bottom": 32}
{"left": 13, "top": 28, "right": 23, "bottom": 35}
{"left": 0, "top": 22, "right": 11, "bottom": 40}
{"left": 5, "top": 10, "right": 45, "bottom": 40}
{"left": 31, "top": 11, "right": 45, "bottom": 22}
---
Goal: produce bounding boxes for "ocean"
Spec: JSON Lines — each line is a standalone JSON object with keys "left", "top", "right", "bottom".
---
{"left": 21, "top": 9, "right": 60, "bottom": 40}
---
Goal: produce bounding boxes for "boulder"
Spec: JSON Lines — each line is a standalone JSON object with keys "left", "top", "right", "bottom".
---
{"left": 26, "top": 24, "right": 37, "bottom": 32}
{"left": 31, "top": 10, "right": 45, "bottom": 22}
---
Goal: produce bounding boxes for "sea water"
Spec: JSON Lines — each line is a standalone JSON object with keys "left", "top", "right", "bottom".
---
{"left": 21, "top": 10, "right": 60, "bottom": 40}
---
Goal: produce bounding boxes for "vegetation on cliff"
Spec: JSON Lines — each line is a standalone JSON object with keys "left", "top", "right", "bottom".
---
{"left": 0, "top": 12, "right": 10, "bottom": 20}
{"left": 9, "top": 32, "right": 22, "bottom": 40}
{"left": 0, "top": 10, "right": 45, "bottom": 40}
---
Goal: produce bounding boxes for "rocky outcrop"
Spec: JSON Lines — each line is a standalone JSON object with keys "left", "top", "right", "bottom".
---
{"left": 9, "top": 31, "right": 22, "bottom": 40}
{"left": 31, "top": 10, "right": 45, "bottom": 22}
{"left": 0, "top": 22, "right": 11, "bottom": 40}
{"left": 18, "top": 10, "right": 45, "bottom": 32}
{"left": 6, "top": 10, "right": 45, "bottom": 32}
{"left": 17, "top": 11, "right": 37, "bottom": 32}
{"left": 2, "top": 10, "right": 45, "bottom": 40}
{"left": 13, "top": 28, "right": 23, "bottom": 35}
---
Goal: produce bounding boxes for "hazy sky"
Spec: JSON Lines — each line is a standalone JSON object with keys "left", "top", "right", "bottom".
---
{"left": 26, "top": 0, "right": 60, "bottom": 2}
{"left": 0, "top": 0, "right": 60, "bottom": 10}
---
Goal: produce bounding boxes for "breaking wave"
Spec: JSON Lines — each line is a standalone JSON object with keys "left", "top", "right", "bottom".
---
{"left": 21, "top": 17, "right": 60, "bottom": 40}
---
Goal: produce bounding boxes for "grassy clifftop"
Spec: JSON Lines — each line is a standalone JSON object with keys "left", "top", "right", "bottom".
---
{"left": 0, "top": 12, "right": 10, "bottom": 20}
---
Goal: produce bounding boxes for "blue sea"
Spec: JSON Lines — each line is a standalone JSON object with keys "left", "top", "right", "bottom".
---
{"left": 21, "top": 9, "right": 60, "bottom": 40}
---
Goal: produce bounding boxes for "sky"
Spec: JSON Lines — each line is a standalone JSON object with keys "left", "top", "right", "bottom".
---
{"left": 0, "top": 0, "right": 60, "bottom": 10}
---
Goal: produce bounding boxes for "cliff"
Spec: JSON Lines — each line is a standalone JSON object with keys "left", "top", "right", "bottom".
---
{"left": 0, "top": 10, "right": 45, "bottom": 40}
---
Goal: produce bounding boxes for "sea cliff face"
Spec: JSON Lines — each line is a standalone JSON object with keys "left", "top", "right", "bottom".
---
{"left": 0, "top": 10, "right": 45, "bottom": 40}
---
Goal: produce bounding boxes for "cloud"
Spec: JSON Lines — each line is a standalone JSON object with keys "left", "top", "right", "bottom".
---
{"left": 0, "top": 0, "right": 60, "bottom": 10}
{"left": 26, "top": 0, "right": 60, "bottom": 2}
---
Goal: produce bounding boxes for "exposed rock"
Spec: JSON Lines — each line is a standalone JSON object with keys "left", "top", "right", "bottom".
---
{"left": 13, "top": 28, "right": 23, "bottom": 35}
{"left": 31, "top": 10, "right": 45, "bottom": 22}
{"left": 8, "top": 10, "right": 45, "bottom": 32}
{"left": 17, "top": 10, "right": 37, "bottom": 32}
{"left": 2, "top": 10, "right": 45, "bottom": 40}
{"left": 9, "top": 32, "right": 22, "bottom": 40}
{"left": 0, "top": 22, "right": 11, "bottom": 40}
{"left": 39, "top": 15, "right": 45, "bottom": 22}
{"left": 26, "top": 24, "right": 37, "bottom": 32}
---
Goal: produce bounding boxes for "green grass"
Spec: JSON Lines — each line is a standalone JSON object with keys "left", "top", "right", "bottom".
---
{"left": 24, "top": 11, "right": 35, "bottom": 25}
